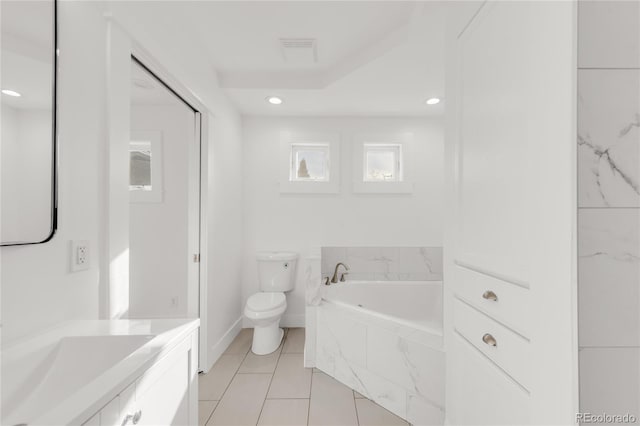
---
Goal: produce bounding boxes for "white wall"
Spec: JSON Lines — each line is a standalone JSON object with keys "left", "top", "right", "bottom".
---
{"left": 242, "top": 117, "right": 444, "bottom": 327}
{"left": 129, "top": 104, "right": 192, "bottom": 319}
{"left": 1, "top": 2, "right": 245, "bottom": 369}
{"left": 1, "top": 1, "right": 107, "bottom": 342}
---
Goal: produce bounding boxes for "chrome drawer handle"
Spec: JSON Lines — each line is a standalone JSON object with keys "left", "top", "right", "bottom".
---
{"left": 482, "top": 290, "right": 498, "bottom": 301}
{"left": 482, "top": 333, "right": 497, "bottom": 347}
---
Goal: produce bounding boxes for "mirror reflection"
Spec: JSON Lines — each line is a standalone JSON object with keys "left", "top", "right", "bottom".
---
{"left": 1, "top": 0, "right": 56, "bottom": 245}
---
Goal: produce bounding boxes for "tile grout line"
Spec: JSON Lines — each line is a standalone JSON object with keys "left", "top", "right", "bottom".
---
{"left": 307, "top": 369, "right": 314, "bottom": 426}
{"left": 353, "top": 387, "right": 361, "bottom": 426}
{"left": 206, "top": 335, "right": 253, "bottom": 424}
{"left": 256, "top": 327, "right": 288, "bottom": 425}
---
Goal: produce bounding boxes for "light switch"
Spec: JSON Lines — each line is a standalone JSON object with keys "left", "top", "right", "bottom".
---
{"left": 71, "top": 240, "right": 90, "bottom": 272}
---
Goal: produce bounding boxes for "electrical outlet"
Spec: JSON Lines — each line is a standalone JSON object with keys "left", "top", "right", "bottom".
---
{"left": 71, "top": 240, "right": 90, "bottom": 272}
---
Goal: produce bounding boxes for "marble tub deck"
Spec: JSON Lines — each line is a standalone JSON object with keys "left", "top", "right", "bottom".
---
{"left": 198, "top": 328, "right": 409, "bottom": 426}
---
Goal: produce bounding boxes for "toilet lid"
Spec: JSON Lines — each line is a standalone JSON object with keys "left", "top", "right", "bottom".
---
{"left": 247, "top": 292, "right": 286, "bottom": 312}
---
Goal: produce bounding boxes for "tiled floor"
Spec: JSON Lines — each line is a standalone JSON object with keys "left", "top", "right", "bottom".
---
{"left": 198, "top": 328, "right": 409, "bottom": 426}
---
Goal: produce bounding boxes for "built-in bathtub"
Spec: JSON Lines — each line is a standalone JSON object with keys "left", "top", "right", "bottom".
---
{"left": 311, "top": 281, "right": 445, "bottom": 425}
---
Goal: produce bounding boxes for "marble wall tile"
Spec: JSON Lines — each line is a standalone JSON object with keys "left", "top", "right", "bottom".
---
{"left": 579, "top": 348, "right": 640, "bottom": 419}
{"left": 578, "top": 209, "right": 640, "bottom": 347}
{"left": 578, "top": 0, "right": 640, "bottom": 69}
{"left": 578, "top": 70, "right": 640, "bottom": 207}
{"left": 321, "top": 247, "right": 443, "bottom": 281}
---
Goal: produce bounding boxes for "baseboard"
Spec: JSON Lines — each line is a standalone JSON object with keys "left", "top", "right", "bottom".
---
{"left": 206, "top": 316, "right": 243, "bottom": 372}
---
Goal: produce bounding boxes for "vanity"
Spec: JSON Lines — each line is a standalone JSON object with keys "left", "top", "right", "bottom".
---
{"left": 1, "top": 319, "right": 199, "bottom": 426}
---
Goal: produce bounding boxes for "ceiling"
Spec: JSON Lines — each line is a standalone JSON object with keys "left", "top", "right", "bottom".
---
{"left": 143, "top": 1, "right": 446, "bottom": 117}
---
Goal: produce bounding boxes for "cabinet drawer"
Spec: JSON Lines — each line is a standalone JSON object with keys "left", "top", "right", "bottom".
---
{"left": 453, "top": 298, "right": 530, "bottom": 390}
{"left": 454, "top": 264, "right": 531, "bottom": 336}
{"left": 449, "top": 332, "right": 530, "bottom": 425}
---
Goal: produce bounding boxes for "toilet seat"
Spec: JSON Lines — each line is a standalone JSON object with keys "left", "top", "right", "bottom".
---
{"left": 246, "top": 292, "right": 286, "bottom": 312}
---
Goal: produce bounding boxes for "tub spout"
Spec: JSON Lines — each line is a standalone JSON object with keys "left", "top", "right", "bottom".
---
{"left": 331, "top": 262, "right": 350, "bottom": 283}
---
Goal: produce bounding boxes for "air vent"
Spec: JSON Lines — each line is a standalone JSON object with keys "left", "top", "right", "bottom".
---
{"left": 279, "top": 38, "right": 317, "bottom": 64}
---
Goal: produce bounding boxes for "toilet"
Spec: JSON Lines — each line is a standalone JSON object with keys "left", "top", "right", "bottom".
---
{"left": 244, "top": 251, "right": 297, "bottom": 355}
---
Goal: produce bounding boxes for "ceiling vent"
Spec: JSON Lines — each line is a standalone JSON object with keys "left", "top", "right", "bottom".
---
{"left": 279, "top": 38, "right": 317, "bottom": 64}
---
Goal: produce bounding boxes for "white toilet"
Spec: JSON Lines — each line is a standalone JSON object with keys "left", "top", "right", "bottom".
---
{"left": 244, "top": 251, "right": 297, "bottom": 355}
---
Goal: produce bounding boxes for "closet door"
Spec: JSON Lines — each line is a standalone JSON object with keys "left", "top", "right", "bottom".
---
{"left": 445, "top": 1, "right": 578, "bottom": 424}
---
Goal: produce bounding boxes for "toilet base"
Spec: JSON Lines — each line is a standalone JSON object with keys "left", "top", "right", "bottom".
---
{"left": 251, "top": 322, "right": 284, "bottom": 355}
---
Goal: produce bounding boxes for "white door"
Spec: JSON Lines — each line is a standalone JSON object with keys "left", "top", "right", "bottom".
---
{"left": 444, "top": 2, "right": 578, "bottom": 425}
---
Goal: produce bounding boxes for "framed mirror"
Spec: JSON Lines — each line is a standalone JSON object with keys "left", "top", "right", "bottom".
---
{"left": 1, "top": 0, "right": 57, "bottom": 245}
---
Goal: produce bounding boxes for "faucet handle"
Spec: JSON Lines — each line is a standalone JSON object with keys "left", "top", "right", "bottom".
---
{"left": 323, "top": 276, "right": 330, "bottom": 286}
{"left": 340, "top": 272, "right": 349, "bottom": 282}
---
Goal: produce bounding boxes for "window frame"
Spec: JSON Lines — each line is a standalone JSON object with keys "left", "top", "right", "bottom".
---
{"left": 130, "top": 130, "right": 163, "bottom": 203}
{"left": 352, "top": 133, "right": 414, "bottom": 194}
{"left": 289, "top": 143, "right": 331, "bottom": 182}
{"left": 279, "top": 132, "right": 340, "bottom": 194}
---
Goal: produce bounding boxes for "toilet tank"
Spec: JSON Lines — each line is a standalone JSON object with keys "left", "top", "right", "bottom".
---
{"left": 256, "top": 252, "right": 298, "bottom": 292}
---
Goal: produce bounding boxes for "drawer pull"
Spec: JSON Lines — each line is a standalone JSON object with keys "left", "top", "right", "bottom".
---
{"left": 482, "top": 290, "right": 498, "bottom": 301}
{"left": 122, "top": 410, "right": 142, "bottom": 426}
{"left": 482, "top": 333, "right": 497, "bottom": 347}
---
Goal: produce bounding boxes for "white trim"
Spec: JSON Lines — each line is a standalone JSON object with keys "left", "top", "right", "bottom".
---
{"left": 206, "top": 317, "right": 243, "bottom": 373}
{"left": 279, "top": 132, "right": 340, "bottom": 194}
{"left": 352, "top": 133, "right": 414, "bottom": 194}
{"left": 129, "top": 130, "right": 163, "bottom": 203}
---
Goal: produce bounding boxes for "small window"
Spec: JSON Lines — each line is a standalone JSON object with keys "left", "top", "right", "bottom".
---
{"left": 290, "top": 144, "right": 330, "bottom": 182}
{"left": 130, "top": 141, "right": 152, "bottom": 191}
{"left": 363, "top": 144, "right": 402, "bottom": 182}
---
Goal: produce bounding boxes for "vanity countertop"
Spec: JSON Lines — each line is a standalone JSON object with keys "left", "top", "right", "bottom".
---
{"left": 2, "top": 318, "right": 200, "bottom": 426}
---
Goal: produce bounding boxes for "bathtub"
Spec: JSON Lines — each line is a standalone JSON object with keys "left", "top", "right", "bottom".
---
{"left": 313, "top": 280, "right": 445, "bottom": 425}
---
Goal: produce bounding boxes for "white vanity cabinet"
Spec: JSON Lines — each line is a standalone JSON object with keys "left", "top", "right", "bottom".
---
{"left": 82, "top": 331, "right": 198, "bottom": 426}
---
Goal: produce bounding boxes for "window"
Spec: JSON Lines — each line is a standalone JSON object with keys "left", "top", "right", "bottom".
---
{"left": 280, "top": 133, "right": 340, "bottom": 194}
{"left": 130, "top": 131, "right": 163, "bottom": 202}
{"left": 363, "top": 144, "right": 402, "bottom": 182}
{"left": 352, "top": 133, "right": 413, "bottom": 194}
{"left": 130, "top": 141, "right": 152, "bottom": 190}
{"left": 290, "top": 144, "right": 330, "bottom": 181}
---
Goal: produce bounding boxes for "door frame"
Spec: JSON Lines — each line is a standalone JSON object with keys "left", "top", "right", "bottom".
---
{"left": 129, "top": 44, "right": 211, "bottom": 372}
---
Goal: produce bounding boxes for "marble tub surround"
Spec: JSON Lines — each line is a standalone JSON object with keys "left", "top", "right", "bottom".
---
{"left": 321, "top": 247, "right": 443, "bottom": 282}
{"left": 578, "top": 69, "right": 640, "bottom": 207}
{"left": 314, "top": 289, "right": 445, "bottom": 425}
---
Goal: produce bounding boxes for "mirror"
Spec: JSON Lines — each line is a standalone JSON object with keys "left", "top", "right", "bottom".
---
{"left": 1, "top": 0, "right": 57, "bottom": 245}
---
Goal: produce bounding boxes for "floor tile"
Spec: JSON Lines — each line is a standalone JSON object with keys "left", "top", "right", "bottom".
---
{"left": 283, "top": 328, "right": 305, "bottom": 353}
{"left": 258, "top": 399, "right": 310, "bottom": 426}
{"left": 355, "top": 398, "right": 409, "bottom": 426}
{"left": 198, "top": 401, "right": 218, "bottom": 426}
{"left": 224, "top": 328, "right": 253, "bottom": 355}
{"left": 207, "top": 374, "right": 272, "bottom": 426}
{"left": 199, "top": 354, "right": 246, "bottom": 400}
{"left": 238, "top": 346, "right": 282, "bottom": 374}
{"left": 267, "top": 353, "right": 312, "bottom": 399}
{"left": 308, "top": 372, "right": 358, "bottom": 426}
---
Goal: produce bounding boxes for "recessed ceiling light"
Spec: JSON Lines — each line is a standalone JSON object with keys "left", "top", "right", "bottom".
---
{"left": 2, "top": 89, "right": 21, "bottom": 97}
{"left": 425, "top": 97, "right": 440, "bottom": 105}
{"left": 266, "top": 96, "right": 283, "bottom": 105}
